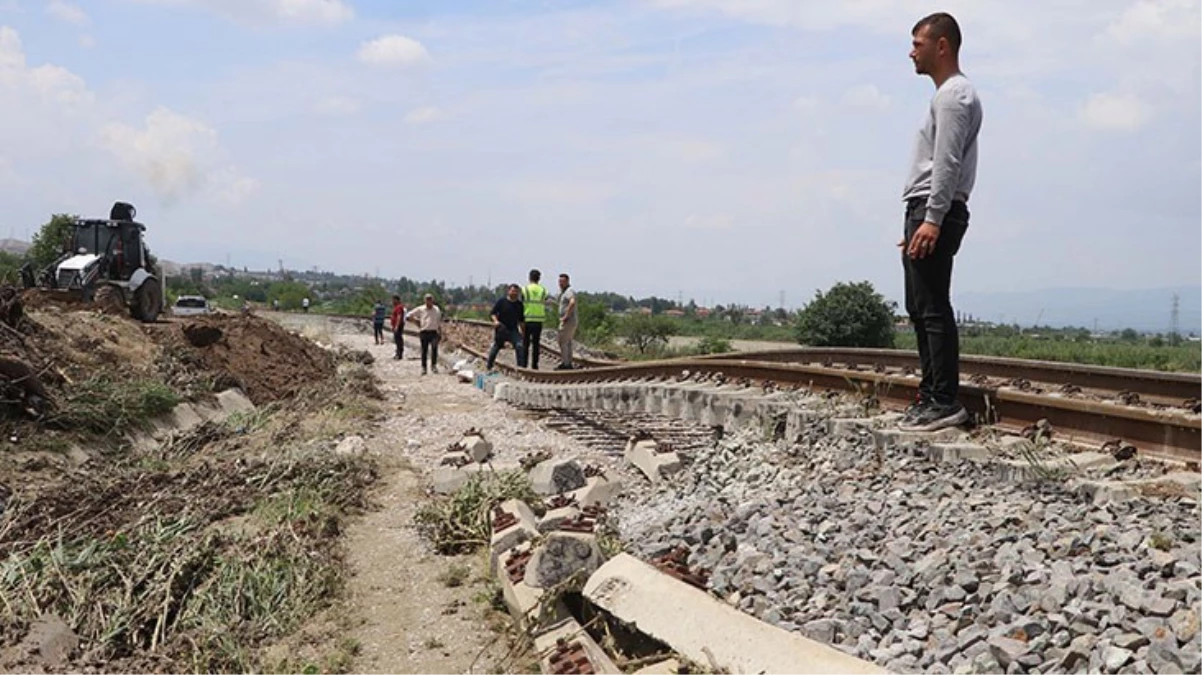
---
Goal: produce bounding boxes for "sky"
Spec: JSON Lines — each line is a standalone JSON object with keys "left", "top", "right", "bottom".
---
{"left": 0, "top": 0, "right": 1199, "bottom": 311}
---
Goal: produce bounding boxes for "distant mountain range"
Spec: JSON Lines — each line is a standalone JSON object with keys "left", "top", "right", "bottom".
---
{"left": 955, "top": 285, "right": 1201, "bottom": 334}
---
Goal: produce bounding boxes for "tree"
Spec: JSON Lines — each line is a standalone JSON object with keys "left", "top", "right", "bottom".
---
{"left": 619, "top": 314, "right": 674, "bottom": 354}
{"left": 795, "top": 281, "right": 896, "bottom": 348}
{"left": 28, "top": 213, "right": 77, "bottom": 270}
{"left": 577, "top": 300, "right": 617, "bottom": 344}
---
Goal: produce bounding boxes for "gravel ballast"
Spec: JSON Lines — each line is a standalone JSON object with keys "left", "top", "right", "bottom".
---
{"left": 613, "top": 421, "right": 1202, "bottom": 675}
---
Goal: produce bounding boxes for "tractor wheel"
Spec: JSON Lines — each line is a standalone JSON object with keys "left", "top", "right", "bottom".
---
{"left": 92, "top": 285, "right": 127, "bottom": 315}
{"left": 131, "top": 279, "right": 162, "bottom": 323}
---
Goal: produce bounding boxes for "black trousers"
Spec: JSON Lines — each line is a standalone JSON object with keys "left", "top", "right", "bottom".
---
{"left": 420, "top": 330, "right": 440, "bottom": 371}
{"left": 903, "top": 199, "right": 969, "bottom": 405}
{"left": 393, "top": 328, "right": 404, "bottom": 359}
{"left": 523, "top": 321, "right": 544, "bottom": 369}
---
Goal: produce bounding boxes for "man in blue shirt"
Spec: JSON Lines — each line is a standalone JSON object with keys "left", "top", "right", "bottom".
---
{"left": 486, "top": 284, "right": 526, "bottom": 370}
{"left": 372, "top": 299, "right": 387, "bottom": 345}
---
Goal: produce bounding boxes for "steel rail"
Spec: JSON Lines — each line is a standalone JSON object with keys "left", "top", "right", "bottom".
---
{"left": 455, "top": 346, "right": 1201, "bottom": 464}
{"left": 695, "top": 347, "right": 1201, "bottom": 402}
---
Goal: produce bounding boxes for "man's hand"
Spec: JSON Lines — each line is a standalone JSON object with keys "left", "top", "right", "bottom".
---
{"left": 905, "top": 222, "right": 941, "bottom": 259}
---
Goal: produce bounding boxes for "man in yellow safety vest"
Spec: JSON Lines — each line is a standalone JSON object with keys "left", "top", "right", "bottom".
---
{"left": 521, "top": 269, "right": 549, "bottom": 369}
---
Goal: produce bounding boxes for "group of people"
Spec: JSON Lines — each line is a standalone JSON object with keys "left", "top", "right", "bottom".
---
{"left": 373, "top": 293, "right": 445, "bottom": 375}
{"left": 364, "top": 269, "right": 578, "bottom": 376}
{"left": 485, "top": 270, "right": 577, "bottom": 372}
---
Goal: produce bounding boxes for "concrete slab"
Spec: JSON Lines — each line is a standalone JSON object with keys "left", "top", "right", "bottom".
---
{"left": 216, "top": 389, "right": 255, "bottom": 416}
{"left": 626, "top": 439, "right": 682, "bottom": 484}
{"left": 827, "top": 417, "right": 876, "bottom": 436}
{"left": 634, "top": 658, "right": 682, "bottom": 674}
{"left": 524, "top": 531, "right": 603, "bottom": 590}
{"left": 566, "top": 474, "right": 623, "bottom": 508}
{"left": 490, "top": 499, "right": 540, "bottom": 574}
{"left": 461, "top": 434, "right": 493, "bottom": 463}
{"left": 431, "top": 463, "right": 482, "bottom": 494}
{"left": 873, "top": 426, "right": 966, "bottom": 449}
{"left": 537, "top": 505, "right": 582, "bottom": 534}
{"left": 533, "top": 616, "right": 622, "bottom": 675}
{"left": 583, "top": 554, "right": 884, "bottom": 675}
{"left": 497, "top": 543, "right": 547, "bottom": 627}
{"left": 531, "top": 457, "right": 587, "bottom": 495}
{"left": 928, "top": 442, "right": 991, "bottom": 463}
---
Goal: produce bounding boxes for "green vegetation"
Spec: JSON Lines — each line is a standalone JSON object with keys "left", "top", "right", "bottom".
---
{"left": 0, "top": 450, "right": 374, "bottom": 673}
{"left": 54, "top": 374, "right": 180, "bottom": 434}
{"left": 414, "top": 470, "right": 540, "bottom": 554}
{"left": 795, "top": 281, "right": 896, "bottom": 348}
{"left": 894, "top": 333, "right": 1200, "bottom": 372}
{"left": 27, "top": 213, "right": 77, "bottom": 270}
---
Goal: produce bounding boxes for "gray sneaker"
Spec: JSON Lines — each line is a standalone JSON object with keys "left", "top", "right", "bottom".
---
{"left": 900, "top": 397, "right": 932, "bottom": 425}
{"left": 898, "top": 402, "right": 968, "bottom": 432}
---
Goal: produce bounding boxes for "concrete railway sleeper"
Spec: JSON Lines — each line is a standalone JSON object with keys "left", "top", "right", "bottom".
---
{"left": 450, "top": 342, "right": 1201, "bottom": 465}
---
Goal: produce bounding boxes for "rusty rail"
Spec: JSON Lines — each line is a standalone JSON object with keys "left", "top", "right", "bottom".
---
{"left": 696, "top": 347, "right": 1201, "bottom": 403}
{"left": 458, "top": 346, "right": 1200, "bottom": 464}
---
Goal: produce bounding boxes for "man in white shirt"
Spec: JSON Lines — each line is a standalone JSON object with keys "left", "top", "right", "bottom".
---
{"left": 406, "top": 293, "right": 444, "bottom": 375}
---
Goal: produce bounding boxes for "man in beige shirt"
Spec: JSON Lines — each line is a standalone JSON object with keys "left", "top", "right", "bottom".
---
{"left": 406, "top": 293, "right": 444, "bottom": 375}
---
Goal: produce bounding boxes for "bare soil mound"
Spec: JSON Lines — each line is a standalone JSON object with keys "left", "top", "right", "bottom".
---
{"left": 171, "top": 314, "right": 336, "bottom": 405}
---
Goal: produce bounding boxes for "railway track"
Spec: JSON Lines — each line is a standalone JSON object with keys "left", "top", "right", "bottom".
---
{"left": 313, "top": 311, "right": 1199, "bottom": 462}
{"left": 436, "top": 321, "right": 1200, "bottom": 464}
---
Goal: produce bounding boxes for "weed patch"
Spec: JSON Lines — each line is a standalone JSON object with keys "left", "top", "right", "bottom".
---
{"left": 52, "top": 374, "right": 179, "bottom": 435}
{"left": 414, "top": 470, "right": 540, "bottom": 554}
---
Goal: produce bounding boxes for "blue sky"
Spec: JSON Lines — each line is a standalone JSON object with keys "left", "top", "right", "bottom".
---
{"left": 0, "top": 0, "right": 1198, "bottom": 313}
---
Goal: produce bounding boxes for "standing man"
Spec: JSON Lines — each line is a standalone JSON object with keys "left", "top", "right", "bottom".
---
{"left": 406, "top": 293, "right": 444, "bottom": 375}
{"left": 897, "top": 12, "right": 982, "bottom": 432}
{"left": 372, "top": 298, "right": 387, "bottom": 345}
{"left": 486, "top": 284, "right": 526, "bottom": 370}
{"left": 302, "top": 297, "right": 310, "bottom": 313}
{"left": 521, "top": 269, "right": 549, "bottom": 369}
{"left": 555, "top": 273, "right": 578, "bottom": 370}
{"left": 390, "top": 294, "right": 406, "bottom": 361}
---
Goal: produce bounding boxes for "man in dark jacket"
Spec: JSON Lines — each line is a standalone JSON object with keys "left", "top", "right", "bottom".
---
{"left": 486, "top": 284, "right": 526, "bottom": 370}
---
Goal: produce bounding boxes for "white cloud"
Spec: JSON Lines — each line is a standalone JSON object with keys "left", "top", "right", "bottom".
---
{"left": 315, "top": 96, "right": 359, "bottom": 116}
{"left": 403, "top": 105, "right": 443, "bottom": 124}
{"left": 0, "top": 27, "right": 92, "bottom": 105}
{"left": 357, "top": 35, "right": 432, "bottom": 67}
{"left": 841, "top": 83, "right": 890, "bottom": 110}
{"left": 47, "top": 0, "right": 87, "bottom": 24}
{"left": 1078, "top": 92, "right": 1150, "bottom": 131}
{"left": 792, "top": 96, "right": 818, "bottom": 112}
{"left": 504, "top": 179, "right": 614, "bottom": 207}
{"left": 121, "top": 0, "right": 353, "bottom": 25}
{"left": 647, "top": 137, "right": 724, "bottom": 162}
{"left": 100, "top": 106, "right": 257, "bottom": 204}
{"left": 682, "top": 213, "right": 734, "bottom": 231}
{"left": 1101, "top": 0, "right": 1200, "bottom": 45}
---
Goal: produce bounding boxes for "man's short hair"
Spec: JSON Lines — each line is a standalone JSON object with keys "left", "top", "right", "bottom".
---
{"left": 508, "top": 283, "right": 521, "bottom": 291}
{"left": 392, "top": 294, "right": 401, "bottom": 301}
{"left": 424, "top": 293, "right": 434, "bottom": 300}
{"left": 559, "top": 273, "right": 570, "bottom": 282}
{"left": 529, "top": 269, "right": 541, "bottom": 282}
{"left": 913, "top": 12, "right": 961, "bottom": 54}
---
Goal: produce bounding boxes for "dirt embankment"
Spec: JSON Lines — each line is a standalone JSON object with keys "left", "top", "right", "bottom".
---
{"left": 0, "top": 289, "right": 381, "bottom": 674}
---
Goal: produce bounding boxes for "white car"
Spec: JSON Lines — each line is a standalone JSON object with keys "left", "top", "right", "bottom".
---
{"left": 172, "top": 295, "right": 211, "bottom": 316}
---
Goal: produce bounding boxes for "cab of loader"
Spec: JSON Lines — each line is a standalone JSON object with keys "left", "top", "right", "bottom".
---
{"left": 69, "top": 215, "right": 148, "bottom": 281}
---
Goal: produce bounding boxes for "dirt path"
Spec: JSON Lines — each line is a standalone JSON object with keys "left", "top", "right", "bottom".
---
{"left": 270, "top": 314, "right": 620, "bottom": 673}
{"left": 339, "top": 333, "right": 511, "bottom": 675}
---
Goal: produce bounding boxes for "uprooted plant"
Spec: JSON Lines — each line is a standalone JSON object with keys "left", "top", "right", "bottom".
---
{"left": 0, "top": 447, "right": 377, "bottom": 672}
{"left": 413, "top": 470, "right": 541, "bottom": 555}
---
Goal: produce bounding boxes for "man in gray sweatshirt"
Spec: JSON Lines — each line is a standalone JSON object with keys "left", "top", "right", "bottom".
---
{"left": 898, "top": 12, "right": 982, "bottom": 432}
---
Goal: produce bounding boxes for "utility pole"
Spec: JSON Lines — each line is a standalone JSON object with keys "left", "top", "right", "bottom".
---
{"left": 1171, "top": 293, "right": 1180, "bottom": 338}
{"left": 779, "top": 290, "right": 785, "bottom": 310}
